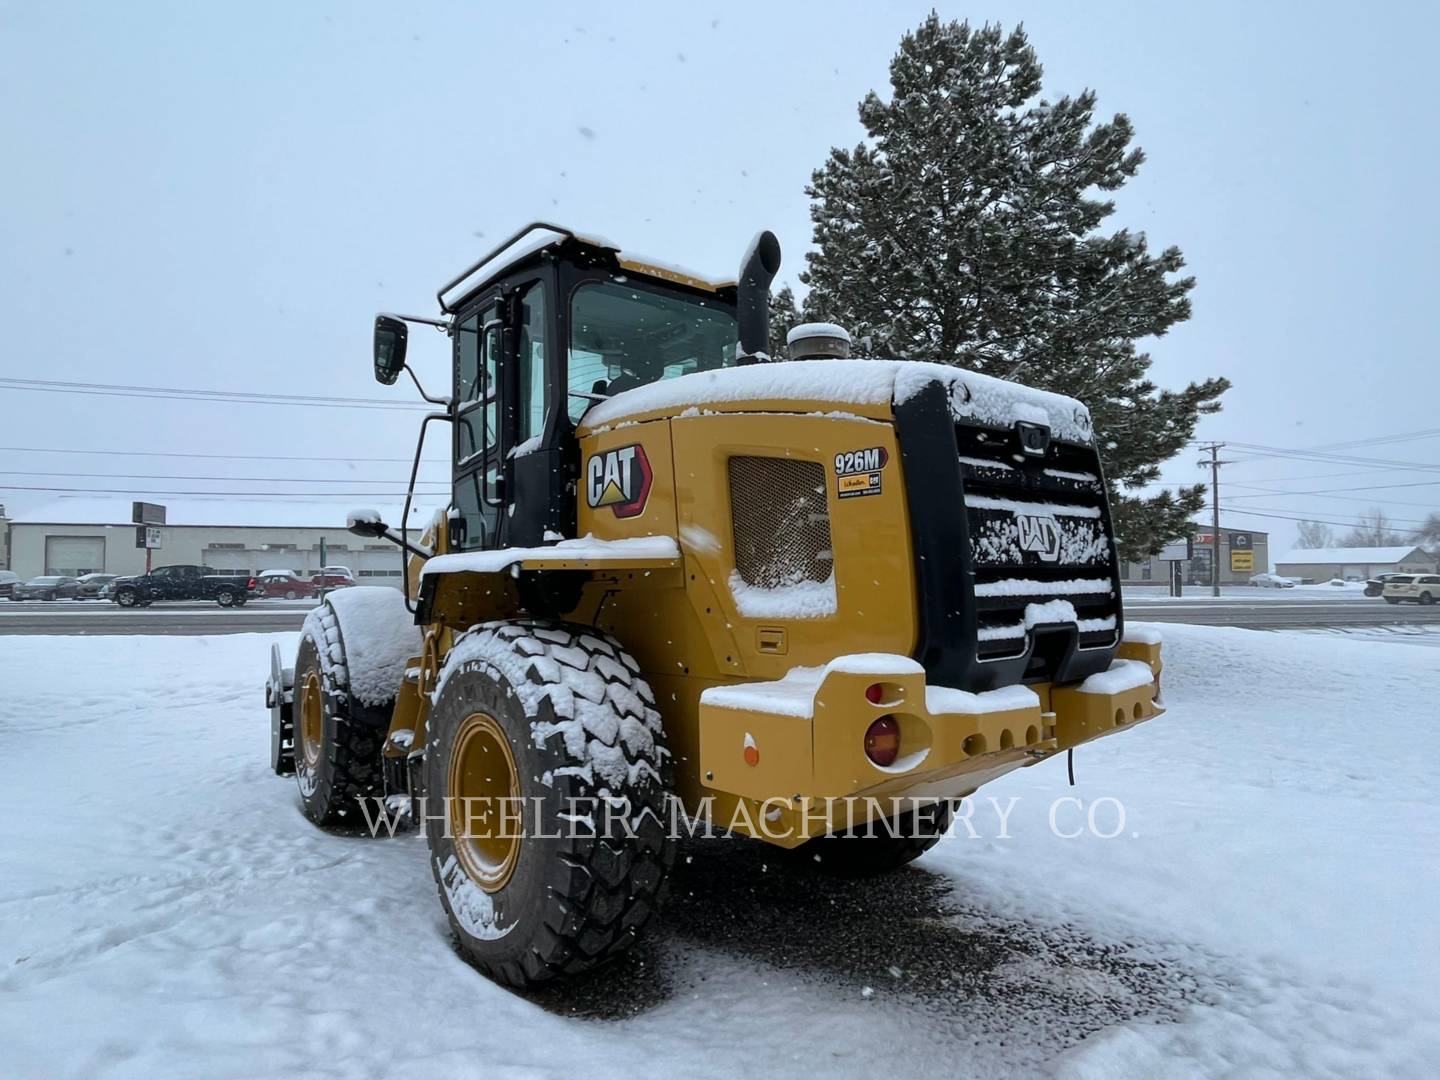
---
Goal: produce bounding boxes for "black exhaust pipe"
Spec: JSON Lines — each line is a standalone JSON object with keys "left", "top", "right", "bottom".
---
{"left": 736, "top": 231, "right": 781, "bottom": 363}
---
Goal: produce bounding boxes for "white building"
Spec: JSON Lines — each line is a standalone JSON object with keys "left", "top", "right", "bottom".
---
{"left": 1273, "top": 545, "right": 1437, "bottom": 583}
{"left": 3, "top": 499, "right": 438, "bottom": 586}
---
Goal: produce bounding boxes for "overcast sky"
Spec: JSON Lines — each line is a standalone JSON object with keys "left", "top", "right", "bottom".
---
{"left": 2, "top": 0, "right": 1437, "bottom": 553}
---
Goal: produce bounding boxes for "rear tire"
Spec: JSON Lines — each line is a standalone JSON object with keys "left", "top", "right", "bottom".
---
{"left": 1384, "top": 596, "right": 1401, "bottom": 604}
{"left": 424, "top": 621, "right": 674, "bottom": 989}
{"left": 285, "top": 589, "right": 297, "bottom": 600}
{"left": 291, "top": 607, "right": 387, "bottom": 825}
{"left": 791, "top": 802, "right": 953, "bottom": 877}
{"left": 1421, "top": 592, "right": 1435, "bottom": 606}
{"left": 216, "top": 588, "right": 237, "bottom": 607}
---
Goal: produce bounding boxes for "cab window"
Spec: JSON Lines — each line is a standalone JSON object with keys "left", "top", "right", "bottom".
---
{"left": 568, "top": 280, "right": 737, "bottom": 423}
{"left": 516, "top": 282, "right": 547, "bottom": 445}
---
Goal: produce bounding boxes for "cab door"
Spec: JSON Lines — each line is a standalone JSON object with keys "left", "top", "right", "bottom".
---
{"left": 453, "top": 297, "right": 505, "bottom": 549}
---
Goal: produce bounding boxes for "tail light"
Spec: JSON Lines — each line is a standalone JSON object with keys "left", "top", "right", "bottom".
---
{"left": 247, "top": 577, "right": 257, "bottom": 589}
{"left": 864, "top": 716, "right": 901, "bottom": 767}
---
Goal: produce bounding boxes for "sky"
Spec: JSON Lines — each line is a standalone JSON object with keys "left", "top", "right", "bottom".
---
{"left": 2, "top": 0, "right": 1437, "bottom": 555}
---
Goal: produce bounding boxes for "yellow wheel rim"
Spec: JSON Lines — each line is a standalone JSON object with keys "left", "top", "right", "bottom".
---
{"left": 447, "top": 711, "right": 522, "bottom": 892}
{"left": 298, "top": 671, "right": 324, "bottom": 768}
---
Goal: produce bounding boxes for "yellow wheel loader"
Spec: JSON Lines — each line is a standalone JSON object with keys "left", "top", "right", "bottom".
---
{"left": 264, "top": 223, "right": 1165, "bottom": 989}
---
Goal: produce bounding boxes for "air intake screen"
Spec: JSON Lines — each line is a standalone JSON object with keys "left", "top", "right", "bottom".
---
{"left": 728, "top": 456, "right": 834, "bottom": 589}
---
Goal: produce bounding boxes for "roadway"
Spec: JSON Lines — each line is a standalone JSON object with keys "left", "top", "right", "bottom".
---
{"left": 2, "top": 590, "right": 1438, "bottom": 635}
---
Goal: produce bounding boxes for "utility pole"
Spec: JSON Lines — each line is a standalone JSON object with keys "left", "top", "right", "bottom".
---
{"left": 1197, "top": 443, "right": 1232, "bottom": 598}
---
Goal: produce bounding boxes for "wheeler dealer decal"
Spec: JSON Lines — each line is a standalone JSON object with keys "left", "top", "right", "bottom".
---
{"left": 834, "top": 446, "right": 888, "bottom": 499}
{"left": 586, "top": 444, "right": 653, "bottom": 518}
{"left": 1015, "top": 513, "right": 1062, "bottom": 562}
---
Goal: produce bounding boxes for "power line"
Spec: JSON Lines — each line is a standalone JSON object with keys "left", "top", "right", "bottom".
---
{"left": 1225, "top": 442, "right": 1440, "bottom": 473}
{"left": 1226, "top": 480, "right": 1440, "bottom": 508}
{"left": 0, "top": 470, "right": 448, "bottom": 485}
{"left": 0, "top": 377, "right": 432, "bottom": 411}
{"left": 1295, "top": 427, "right": 1440, "bottom": 452}
{"left": 1220, "top": 505, "right": 1430, "bottom": 533}
{"left": 0, "top": 445, "right": 443, "bottom": 464}
{"left": 0, "top": 484, "right": 450, "bottom": 497}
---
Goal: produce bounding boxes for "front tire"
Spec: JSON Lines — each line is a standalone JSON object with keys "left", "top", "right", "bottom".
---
{"left": 285, "top": 589, "right": 297, "bottom": 600}
{"left": 291, "top": 607, "right": 386, "bottom": 825}
{"left": 425, "top": 621, "right": 674, "bottom": 989}
{"left": 1421, "top": 592, "right": 1435, "bottom": 606}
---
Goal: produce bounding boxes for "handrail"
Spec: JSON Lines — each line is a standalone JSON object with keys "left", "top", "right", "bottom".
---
{"left": 436, "top": 221, "right": 574, "bottom": 314}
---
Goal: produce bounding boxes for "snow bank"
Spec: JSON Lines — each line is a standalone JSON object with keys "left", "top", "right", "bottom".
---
{"left": 582, "top": 358, "right": 1094, "bottom": 442}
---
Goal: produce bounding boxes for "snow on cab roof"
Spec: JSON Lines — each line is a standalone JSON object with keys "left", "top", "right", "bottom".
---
{"left": 1272, "top": 546, "right": 1430, "bottom": 565}
{"left": 13, "top": 498, "right": 439, "bottom": 530}
{"left": 581, "top": 358, "right": 1094, "bottom": 443}
{"left": 438, "top": 223, "right": 734, "bottom": 313}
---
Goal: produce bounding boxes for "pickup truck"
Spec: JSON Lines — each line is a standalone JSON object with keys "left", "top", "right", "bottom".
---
{"left": 110, "top": 565, "right": 257, "bottom": 608}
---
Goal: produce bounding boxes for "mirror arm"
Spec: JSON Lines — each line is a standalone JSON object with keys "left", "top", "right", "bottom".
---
{"left": 401, "top": 410, "right": 452, "bottom": 615}
{"left": 403, "top": 364, "right": 452, "bottom": 408}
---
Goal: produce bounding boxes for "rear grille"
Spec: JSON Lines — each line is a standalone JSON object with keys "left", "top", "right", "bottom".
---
{"left": 956, "top": 422, "right": 1119, "bottom": 669}
{"left": 728, "top": 456, "right": 833, "bottom": 589}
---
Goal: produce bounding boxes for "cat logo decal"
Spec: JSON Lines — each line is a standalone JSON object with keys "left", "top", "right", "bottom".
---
{"left": 585, "top": 444, "right": 653, "bottom": 518}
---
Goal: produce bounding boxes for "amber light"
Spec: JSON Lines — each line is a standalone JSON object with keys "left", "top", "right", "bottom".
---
{"left": 864, "top": 715, "right": 901, "bottom": 767}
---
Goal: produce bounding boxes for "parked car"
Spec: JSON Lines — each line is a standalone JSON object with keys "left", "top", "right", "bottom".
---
{"left": 109, "top": 565, "right": 258, "bottom": 607}
{"left": 255, "top": 570, "right": 317, "bottom": 600}
{"left": 14, "top": 575, "right": 83, "bottom": 601}
{"left": 1381, "top": 574, "right": 1440, "bottom": 605}
{"left": 310, "top": 566, "right": 356, "bottom": 589}
{"left": 74, "top": 573, "right": 119, "bottom": 599}
{"left": 0, "top": 570, "right": 19, "bottom": 600}
{"left": 1248, "top": 572, "right": 1296, "bottom": 589}
{"left": 1365, "top": 572, "right": 1414, "bottom": 598}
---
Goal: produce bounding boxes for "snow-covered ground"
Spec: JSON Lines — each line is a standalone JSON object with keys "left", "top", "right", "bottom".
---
{"left": 1, "top": 626, "right": 1435, "bottom": 1078}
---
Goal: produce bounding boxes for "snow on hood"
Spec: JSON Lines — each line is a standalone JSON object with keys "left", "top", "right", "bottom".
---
{"left": 580, "top": 359, "right": 1094, "bottom": 443}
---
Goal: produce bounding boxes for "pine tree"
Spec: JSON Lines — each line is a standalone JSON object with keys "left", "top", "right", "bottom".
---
{"left": 799, "top": 15, "right": 1228, "bottom": 558}
{"left": 767, "top": 285, "right": 802, "bottom": 360}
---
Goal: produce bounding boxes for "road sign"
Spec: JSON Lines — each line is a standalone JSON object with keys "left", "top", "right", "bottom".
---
{"left": 1158, "top": 537, "right": 1192, "bottom": 562}
{"left": 1230, "top": 550, "right": 1254, "bottom": 572}
{"left": 132, "top": 502, "right": 167, "bottom": 526}
{"left": 135, "top": 526, "right": 163, "bottom": 549}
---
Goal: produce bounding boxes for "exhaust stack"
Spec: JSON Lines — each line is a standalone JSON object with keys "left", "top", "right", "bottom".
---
{"left": 736, "top": 231, "right": 781, "bottom": 363}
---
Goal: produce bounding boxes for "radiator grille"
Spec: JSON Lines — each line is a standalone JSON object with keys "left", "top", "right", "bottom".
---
{"left": 956, "top": 422, "right": 1120, "bottom": 666}
{"left": 728, "top": 456, "right": 833, "bottom": 589}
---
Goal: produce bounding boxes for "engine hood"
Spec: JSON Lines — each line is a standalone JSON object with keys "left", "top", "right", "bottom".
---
{"left": 577, "top": 359, "right": 1093, "bottom": 444}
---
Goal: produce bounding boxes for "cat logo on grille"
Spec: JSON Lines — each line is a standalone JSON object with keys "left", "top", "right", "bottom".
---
{"left": 1016, "top": 513, "right": 1062, "bottom": 562}
{"left": 586, "top": 444, "right": 652, "bottom": 518}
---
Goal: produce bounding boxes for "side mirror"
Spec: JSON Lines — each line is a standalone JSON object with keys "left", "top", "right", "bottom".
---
{"left": 373, "top": 315, "right": 408, "bottom": 385}
{"left": 346, "top": 508, "right": 388, "bottom": 539}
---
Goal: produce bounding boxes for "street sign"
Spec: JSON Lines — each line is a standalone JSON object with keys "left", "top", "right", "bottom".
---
{"left": 1230, "top": 550, "right": 1254, "bottom": 572}
{"left": 134, "top": 526, "right": 163, "bottom": 549}
{"left": 132, "top": 502, "right": 166, "bottom": 526}
{"left": 1230, "top": 532, "right": 1253, "bottom": 550}
{"left": 1158, "top": 537, "right": 1192, "bottom": 561}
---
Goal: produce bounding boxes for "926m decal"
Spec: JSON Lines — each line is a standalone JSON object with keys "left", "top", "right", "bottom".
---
{"left": 835, "top": 446, "right": 888, "bottom": 499}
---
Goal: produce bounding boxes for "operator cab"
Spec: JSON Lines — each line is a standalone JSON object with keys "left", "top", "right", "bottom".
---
{"left": 373, "top": 223, "right": 778, "bottom": 556}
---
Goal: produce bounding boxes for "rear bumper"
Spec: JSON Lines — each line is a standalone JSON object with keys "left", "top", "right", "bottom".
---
{"left": 697, "top": 639, "right": 1163, "bottom": 845}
